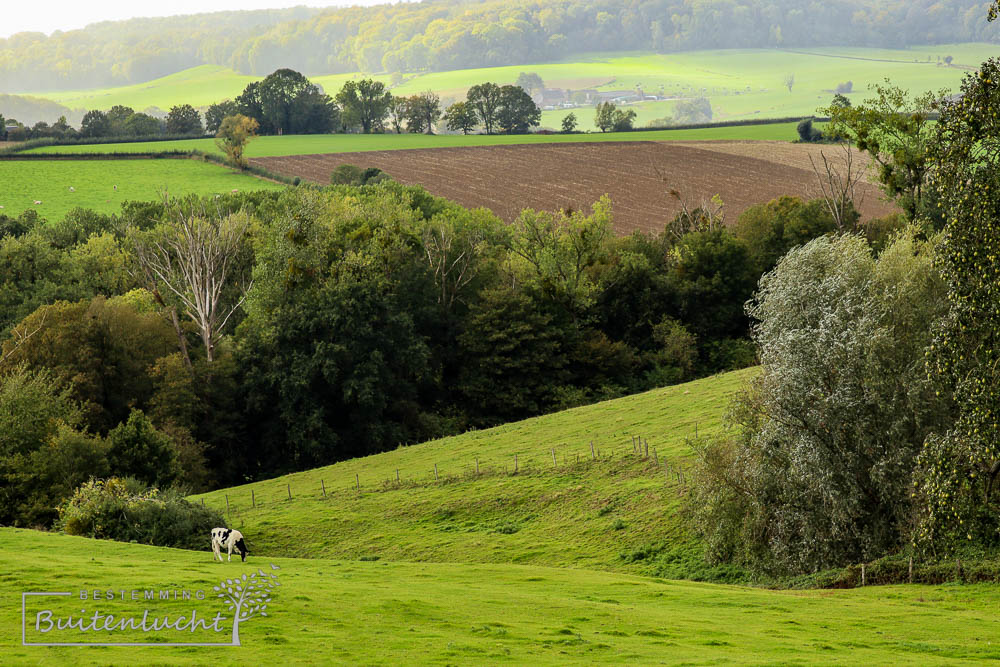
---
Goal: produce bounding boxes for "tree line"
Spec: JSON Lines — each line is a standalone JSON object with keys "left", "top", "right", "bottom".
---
{"left": 2, "top": 0, "right": 997, "bottom": 92}
{"left": 0, "top": 167, "right": 893, "bottom": 528}
{"left": 3, "top": 70, "right": 545, "bottom": 141}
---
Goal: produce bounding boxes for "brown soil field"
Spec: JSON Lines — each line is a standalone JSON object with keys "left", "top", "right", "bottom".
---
{"left": 252, "top": 141, "right": 896, "bottom": 236}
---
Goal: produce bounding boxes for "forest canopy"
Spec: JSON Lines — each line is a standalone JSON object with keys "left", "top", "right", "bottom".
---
{"left": 1, "top": 0, "right": 998, "bottom": 92}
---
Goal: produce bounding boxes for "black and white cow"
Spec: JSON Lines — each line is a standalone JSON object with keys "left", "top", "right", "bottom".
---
{"left": 211, "top": 527, "right": 249, "bottom": 562}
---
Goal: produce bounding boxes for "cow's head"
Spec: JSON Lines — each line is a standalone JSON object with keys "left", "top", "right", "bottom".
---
{"left": 235, "top": 537, "right": 249, "bottom": 562}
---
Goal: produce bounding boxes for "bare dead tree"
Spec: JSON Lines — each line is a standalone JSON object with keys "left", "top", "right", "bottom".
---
{"left": 810, "top": 142, "right": 867, "bottom": 231}
{"left": 129, "top": 208, "right": 253, "bottom": 364}
{"left": 422, "top": 223, "right": 486, "bottom": 310}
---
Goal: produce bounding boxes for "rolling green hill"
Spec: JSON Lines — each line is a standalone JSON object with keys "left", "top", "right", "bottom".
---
{"left": 189, "top": 369, "right": 755, "bottom": 578}
{"left": 23, "top": 45, "right": 993, "bottom": 131}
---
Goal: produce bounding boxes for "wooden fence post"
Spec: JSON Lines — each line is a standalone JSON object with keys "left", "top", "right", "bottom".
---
{"left": 590, "top": 441, "right": 595, "bottom": 459}
{"left": 287, "top": 483, "right": 291, "bottom": 500}
{"left": 644, "top": 440, "right": 649, "bottom": 458}
{"left": 434, "top": 463, "right": 439, "bottom": 481}
{"left": 861, "top": 563, "right": 866, "bottom": 586}
{"left": 252, "top": 489, "right": 255, "bottom": 508}
{"left": 552, "top": 448, "right": 557, "bottom": 467}
{"left": 225, "top": 495, "right": 230, "bottom": 515}
{"left": 514, "top": 454, "right": 518, "bottom": 473}
{"left": 321, "top": 479, "right": 326, "bottom": 497}
{"left": 476, "top": 458, "right": 479, "bottom": 474}
{"left": 653, "top": 447, "right": 658, "bottom": 466}
{"left": 396, "top": 469, "right": 400, "bottom": 483}
{"left": 356, "top": 473, "right": 360, "bottom": 491}
{"left": 908, "top": 555, "right": 913, "bottom": 584}
{"left": 201, "top": 498, "right": 205, "bottom": 507}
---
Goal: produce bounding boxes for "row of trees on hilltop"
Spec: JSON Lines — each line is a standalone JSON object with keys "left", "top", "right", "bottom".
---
{"left": 2, "top": 0, "right": 998, "bottom": 91}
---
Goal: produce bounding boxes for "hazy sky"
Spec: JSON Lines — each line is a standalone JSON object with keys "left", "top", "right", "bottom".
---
{"left": 0, "top": 1, "right": 394, "bottom": 38}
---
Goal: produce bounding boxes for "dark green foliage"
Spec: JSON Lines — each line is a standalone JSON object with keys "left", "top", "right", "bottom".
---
{"left": 456, "top": 287, "right": 570, "bottom": 425}
{"left": 5, "top": 425, "right": 109, "bottom": 528}
{"left": 444, "top": 101, "right": 478, "bottom": 134}
{"left": 58, "top": 477, "right": 224, "bottom": 549}
{"left": 165, "top": 103, "right": 203, "bottom": 135}
{"left": 796, "top": 117, "right": 823, "bottom": 142}
{"left": 106, "top": 409, "right": 179, "bottom": 487}
{"left": 205, "top": 100, "right": 238, "bottom": 133}
{"left": 731, "top": 196, "right": 838, "bottom": 275}
{"left": 337, "top": 79, "right": 391, "bottom": 133}
{"left": 669, "top": 228, "right": 757, "bottom": 342}
{"left": 330, "top": 164, "right": 390, "bottom": 186}
{"left": 0, "top": 366, "right": 85, "bottom": 525}
{"left": 1, "top": 297, "right": 175, "bottom": 434}
{"left": 918, "top": 57, "right": 1000, "bottom": 550}
{"left": 496, "top": 85, "right": 541, "bottom": 134}
{"left": 466, "top": 83, "right": 503, "bottom": 135}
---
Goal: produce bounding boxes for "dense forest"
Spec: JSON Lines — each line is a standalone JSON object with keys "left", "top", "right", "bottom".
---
{"left": 1, "top": 0, "right": 998, "bottom": 92}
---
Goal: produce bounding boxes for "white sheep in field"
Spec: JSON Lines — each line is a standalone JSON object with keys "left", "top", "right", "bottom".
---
{"left": 68, "top": 186, "right": 74, "bottom": 192}
{"left": 33, "top": 200, "right": 42, "bottom": 205}
{"left": 231, "top": 188, "right": 238, "bottom": 193}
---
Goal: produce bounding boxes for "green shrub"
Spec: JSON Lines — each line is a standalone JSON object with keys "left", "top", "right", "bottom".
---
{"left": 57, "top": 477, "right": 223, "bottom": 549}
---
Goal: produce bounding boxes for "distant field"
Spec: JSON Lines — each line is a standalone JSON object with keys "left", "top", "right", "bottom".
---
{"left": 6, "top": 528, "right": 1000, "bottom": 665}
{"left": 254, "top": 141, "right": 894, "bottom": 235}
{"left": 0, "top": 159, "right": 285, "bottom": 221}
{"left": 23, "top": 45, "right": 993, "bottom": 130}
{"left": 23, "top": 121, "right": 805, "bottom": 158}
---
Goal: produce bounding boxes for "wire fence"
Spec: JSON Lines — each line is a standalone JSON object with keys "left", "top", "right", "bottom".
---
{"left": 206, "top": 433, "right": 695, "bottom": 519}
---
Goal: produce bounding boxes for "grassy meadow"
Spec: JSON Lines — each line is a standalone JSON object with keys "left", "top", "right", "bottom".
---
{"left": 5, "top": 527, "right": 1000, "bottom": 664}
{"left": 187, "top": 369, "right": 751, "bottom": 575}
{"left": 22, "top": 121, "right": 806, "bottom": 159}
{"left": 0, "top": 158, "right": 285, "bottom": 220}
{"left": 23, "top": 45, "right": 996, "bottom": 131}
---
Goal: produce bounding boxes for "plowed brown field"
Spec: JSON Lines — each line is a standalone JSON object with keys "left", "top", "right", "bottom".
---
{"left": 252, "top": 141, "right": 896, "bottom": 235}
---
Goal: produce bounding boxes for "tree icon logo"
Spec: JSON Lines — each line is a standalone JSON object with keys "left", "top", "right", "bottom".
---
{"left": 213, "top": 563, "right": 281, "bottom": 645}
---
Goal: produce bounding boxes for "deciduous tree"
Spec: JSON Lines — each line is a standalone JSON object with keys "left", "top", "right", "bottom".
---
{"left": 166, "top": 103, "right": 203, "bottom": 135}
{"left": 215, "top": 114, "right": 258, "bottom": 169}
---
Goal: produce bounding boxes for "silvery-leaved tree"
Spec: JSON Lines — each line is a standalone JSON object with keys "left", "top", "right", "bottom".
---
{"left": 128, "top": 201, "right": 255, "bottom": 367}
{"left": 215, "top": 565, "right": 280, "bottom": 645}
{"left": 689, "top": 231, "right": 952, "bottom": 573}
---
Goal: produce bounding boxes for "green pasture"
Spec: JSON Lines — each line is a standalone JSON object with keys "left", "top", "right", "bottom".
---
{"left": 0, "top": 159, "right": 285, "bottom": 221}
{"left": 188, "top": 369, "right": 753, "bottom": 576}
{"left": 23, "top": 121, "right": 804, "bottom": 159}
{"left": 4, "top": 527, "right": 1000, "bottom": 665}
{"left": 23, "top": 45, "right": 996, "bottom": 131}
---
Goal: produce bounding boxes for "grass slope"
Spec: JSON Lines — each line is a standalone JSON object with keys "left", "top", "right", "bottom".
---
{"left": 4, "top": 528, "right": 1000, "bottom": 665}
{"left": 25, "top": 45, "right": 992, "bottom": 130}
{"left": 0, "top": 158, "right": 285, "bottom": 220}
{"left": 23, "top": 121, "right": 805, "bottom": 158}
{"left": 190, "top": 370, "right": 753, "bottom": 578}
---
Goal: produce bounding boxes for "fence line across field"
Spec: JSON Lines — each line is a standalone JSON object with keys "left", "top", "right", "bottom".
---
{"left": 212, "top": 432, "right": 695, "bottom": 517}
